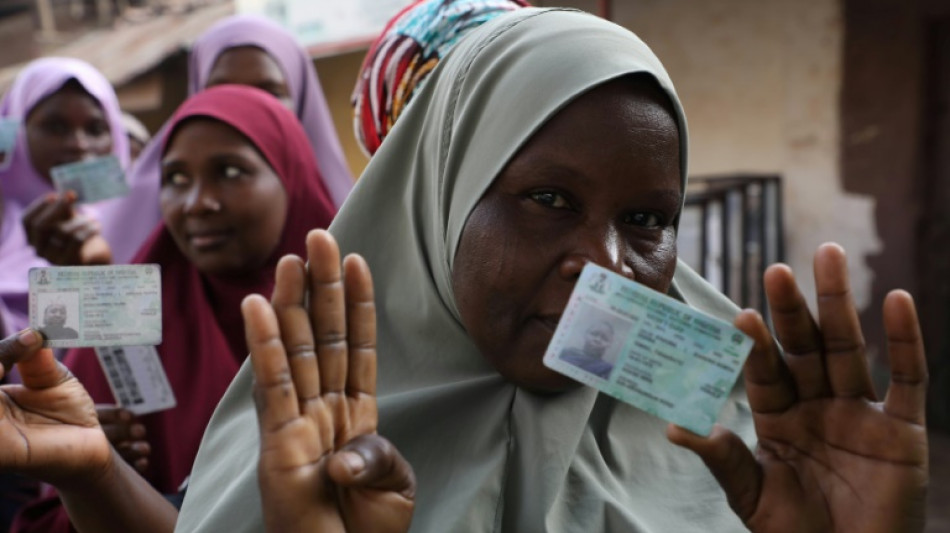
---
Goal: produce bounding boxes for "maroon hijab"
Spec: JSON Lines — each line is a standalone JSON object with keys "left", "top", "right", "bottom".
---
{"left": 13, "top": 85, "right": 336, "bottom": 533}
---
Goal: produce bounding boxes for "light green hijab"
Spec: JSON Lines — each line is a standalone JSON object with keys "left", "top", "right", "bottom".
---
{"left": 177, "top": 8, "right": 755, "bottom": 532}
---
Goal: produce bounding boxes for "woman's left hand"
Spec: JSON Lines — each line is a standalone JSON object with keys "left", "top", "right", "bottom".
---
{"left": 670, "top": 243, "right": 928, "bottom": 533}
{"left": 22, "top": 192, "right": 112, "bottom": 266}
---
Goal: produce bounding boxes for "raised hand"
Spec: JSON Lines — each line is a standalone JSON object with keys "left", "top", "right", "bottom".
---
{"left": 0, "top": 329, "right": 113, "bottom": 488}
{"left": 243, "top": 229, "right": 415, "bottom": 533}
{"left": 97, "top": 406, "right": 150, "bottom": 473}
{"left": 669, "top": 243, "right": 928, "bottom": 532}
{"left": 22, "top": 192, "right": 112, "bottom": 266}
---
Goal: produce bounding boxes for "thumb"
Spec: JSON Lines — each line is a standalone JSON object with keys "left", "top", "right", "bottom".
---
{"left": 0, "top": 329, "right": 45, "bottom": 379}
{"left": 667, "top": 423, "right": 762, "bottom": 521}
{"left": 327, "top": 434, "right": 415, "bottom": 501}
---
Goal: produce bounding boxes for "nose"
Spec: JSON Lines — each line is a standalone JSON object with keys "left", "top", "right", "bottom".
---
{"left": 63, "top": 128, "right": 92, "bottom": 155}
{"left": 182, "top": 181, "right": 221, "bottom": 215}
{"left": 558, "top": 224, "right": 634, "bottom": 281}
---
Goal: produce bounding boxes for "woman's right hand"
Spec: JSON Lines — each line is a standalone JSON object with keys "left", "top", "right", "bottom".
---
{"left": 245, "top": 230, "right": 415, "bottom": 533}
{"left": 0, "top": 329, "right": 114, "bottom": 488}
{"left": 22, "top": 192, "right": 112, "bottom": 266}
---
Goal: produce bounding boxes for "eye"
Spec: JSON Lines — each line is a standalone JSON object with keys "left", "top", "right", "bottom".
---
{"left": 529, "top": 191, "right": 571, "bottom": 209}
{"left": 41, "top": 120, "right": 68, "bottom": 136}
{"left": 222, "top": 165, "right": 243, "bottom": 180}
{"left": 86, "top": 120, "right": 109, "bottom": 137}
{"left": 163, "top": 171, "right": 189, "bottom": 187}
{"left": 623, "top": 212, "right": 664, "bottom": 228}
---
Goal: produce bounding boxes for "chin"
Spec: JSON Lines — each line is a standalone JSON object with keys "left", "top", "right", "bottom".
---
{"left": 498, "top": 361, "right": 585, "bottom": 394}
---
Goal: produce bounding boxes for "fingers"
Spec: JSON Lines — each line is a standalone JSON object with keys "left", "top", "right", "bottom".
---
{"left": 244, "top": 294, "right": 299, "bottom": 434}
{"left": 23, "top": 193, "right": 73, "bottom": 250}
{"left": 271, "top": 256, "right": 321, "bottom": 411}
{"left": 344, "top": 254, "right": 376, "bottom": 398}
{"left": 736, "top": 310, "right": 795, "bottom": 414}
{"left": 96, "top": 406, "right": 145, "bottom": 443}
{"left": 0, "top": 329, "right": 45, "bottom": 378}
{"left": 327, "top": 434, "right": 416, "bottom": 500}
{"left": 306, "top": 230, "right": 348, "bottom": 394}
{"left": 813, "top": 243, "right": 876, "bottom": 399}
{"left": 0, "top": 329, "right": 68, "bottom": 389}
{"left": 882, "top": 290, "right": 928, "bottom": 425}
{"left": 762, "top": 265, "right": 830, "bottom": 400}
{"left": 667, "top": 424, "right": 761, "bottom": 522}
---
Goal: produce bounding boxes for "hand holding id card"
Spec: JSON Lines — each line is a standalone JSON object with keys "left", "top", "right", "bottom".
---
{"left": 29, "top": 265, "right": 162, "bottom": 348}
{"left": 544, "top": 263, "right": 753, "bottom": 436}
{"left": 50, "top": 155, "right": 130, "bottom": 204}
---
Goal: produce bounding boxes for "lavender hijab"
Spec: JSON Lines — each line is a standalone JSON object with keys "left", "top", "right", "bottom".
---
{"left": 124, "top": 13, "right": 354, "bottom": 229}
{"left": 0, "top": 57, "right": 132, "bottom": 335}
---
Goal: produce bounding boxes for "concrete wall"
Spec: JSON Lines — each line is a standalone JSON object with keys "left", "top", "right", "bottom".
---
{"left": 551, "top": 0, "right": 880, "bottom": 312}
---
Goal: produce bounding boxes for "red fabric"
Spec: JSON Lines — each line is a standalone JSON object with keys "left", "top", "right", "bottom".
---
{"left": 11, "top": 85, "right": 336, "bottom": 532}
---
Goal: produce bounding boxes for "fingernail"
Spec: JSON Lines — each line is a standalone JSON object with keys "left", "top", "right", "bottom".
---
{"left": 131, "top": 424, "right": 145, "bottom": 439}
{"left": 341, "top": 452, "right": 365, "bottom": 474}
{"left": 118, "top": 410, "right": 131, "bottom": 422}
{"left": 18, "top": 329, "right": 38, "bottom": 346}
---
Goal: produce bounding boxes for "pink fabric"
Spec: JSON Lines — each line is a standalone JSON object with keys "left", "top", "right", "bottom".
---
{"left": 12, "top": 85, "right": 337, "bottom": 533}
{"left": 0, "top": 58, "right": 136, "bottom": 337}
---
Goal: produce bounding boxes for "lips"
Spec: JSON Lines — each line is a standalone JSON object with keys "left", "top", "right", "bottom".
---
{"left": 186, "top": 228, "right": 233, "bottom": 250}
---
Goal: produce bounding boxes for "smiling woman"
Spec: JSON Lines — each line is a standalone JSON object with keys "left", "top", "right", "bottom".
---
{"left": 9, "top": 84, "right": 336, "bottom": 533}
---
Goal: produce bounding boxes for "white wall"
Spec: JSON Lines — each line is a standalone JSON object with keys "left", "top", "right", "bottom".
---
{"left": 598, "top": 0, "right": 880, "bottom": 310}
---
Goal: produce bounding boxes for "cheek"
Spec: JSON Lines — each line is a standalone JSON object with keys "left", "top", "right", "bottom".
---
{"left": 240, "top": 182, "right": 288, "bottom": 256}
{"left": 630, "top": 229, "right": 678, "bottom": 293}
{"left": 92, "top": 131, "right": 113, "bottom": 155}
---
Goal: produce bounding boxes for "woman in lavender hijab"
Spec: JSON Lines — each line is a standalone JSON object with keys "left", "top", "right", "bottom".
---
{"left": 0, "top": 57, "right": 131, "bottom": 337}
{"left": 114, "top": 13, "right": 355, "bottom": 237}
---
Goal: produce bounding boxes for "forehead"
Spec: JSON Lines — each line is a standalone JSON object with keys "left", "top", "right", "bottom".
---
{"left": 165, "top": 117, "right": 251, "bottom": 155}
{"left": 496, "top": 77, "right": 682, "bottom": 196}
{"left": 206, "top": 46, "right": 285, "bottom": 85}
{"left": 28, "top": 82, "right": 104, "bottom": 119}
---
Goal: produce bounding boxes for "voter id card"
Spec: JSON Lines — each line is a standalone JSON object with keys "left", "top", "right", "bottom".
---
{"left": 95, "top": 346, "right": 176, "bottom": 415}
{"left": 0, "top": 118, "right": 18, "bottom": 171}
{"left": 50, "top": 155, "right": 129, "bottom": 204}
{"left": 543, "top": 263, "right": 753, "bottom": 436}
{"left": 29, "top": 265, "right": 162, "bottom": 348}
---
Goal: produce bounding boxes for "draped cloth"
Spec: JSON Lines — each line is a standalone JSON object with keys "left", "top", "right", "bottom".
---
{"left": 352, "top": 0, "right": 529, "bottom": 156}
{"left": 123, "top": 13, "right": 354, "bottom": 236}
{"left": 11, "top": 85, "right": 336, "bottom": 533}
{"left": 0, "top": 58, "right": 133, "bottom": 336}
{"left": 179, "top": 9, "right": 755, "bottom": 532}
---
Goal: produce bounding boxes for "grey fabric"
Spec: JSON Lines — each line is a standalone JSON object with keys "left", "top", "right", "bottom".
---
{"left": 177, "top": 8, "right": 754, "bottom": 533}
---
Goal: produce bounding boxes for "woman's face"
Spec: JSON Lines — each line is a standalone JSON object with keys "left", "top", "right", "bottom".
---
{"left": 25, "top": 81, "right": 113, "bottom": 182}
{"left": 160, "top": 118, "right": 288, "bottom": 276}
{"left": 451, "top": 78, "right": 682, "bottom": 392}
{"left": 205, "top": 46, "right": 294, "bottom": 112}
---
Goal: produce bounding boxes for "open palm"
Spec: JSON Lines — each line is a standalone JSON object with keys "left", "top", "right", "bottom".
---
{"left": 671, "top": 243, "right": 928, "bottom": 532}
{"left": 244, "top": 230, "right": 414, "bottom": 533}
{"left": 0, "top": 336, "right": 112, "bottom": 487}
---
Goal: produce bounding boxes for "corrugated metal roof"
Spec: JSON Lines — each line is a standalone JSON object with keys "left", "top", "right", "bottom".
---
{"left": 0, "top": 1, "right": 234, "bottom": 92}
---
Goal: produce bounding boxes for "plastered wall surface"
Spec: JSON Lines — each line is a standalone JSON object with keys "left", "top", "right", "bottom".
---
{"left": 557, "top": 0, "right": 881, "bottom": 311}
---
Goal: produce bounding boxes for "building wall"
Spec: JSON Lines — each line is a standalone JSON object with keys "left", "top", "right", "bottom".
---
{"left": 602, "top": 0, "right": 880, "bottom": 314}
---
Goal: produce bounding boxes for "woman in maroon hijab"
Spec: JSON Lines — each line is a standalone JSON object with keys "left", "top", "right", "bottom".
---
{"left": 12, "top": 84, "right": 337, "bottom": 532}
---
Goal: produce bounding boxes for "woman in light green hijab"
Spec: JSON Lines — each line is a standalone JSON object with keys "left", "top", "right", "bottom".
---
{"left": 0, "top": 7, "right": 927, "bottom": 533}
{"left": 177, "top": 7, "right": 927, "bottom": 533}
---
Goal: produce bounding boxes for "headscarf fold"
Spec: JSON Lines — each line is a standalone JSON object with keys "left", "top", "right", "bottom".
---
{"left": 352, "top": 0, "right": 530, "bottom": 156}
{"left": 178, "top": 9, "right": 755, "bottom": 533}
{"left": 0, "top": 58, "right": 133, "bottom": 336}
{"left": 12, "top": 85, "right": 336, "bottom": 533}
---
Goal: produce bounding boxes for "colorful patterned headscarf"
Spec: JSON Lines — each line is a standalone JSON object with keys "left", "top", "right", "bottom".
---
{"left": 352, "top": 0, "right": 529, "bottom": 155}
